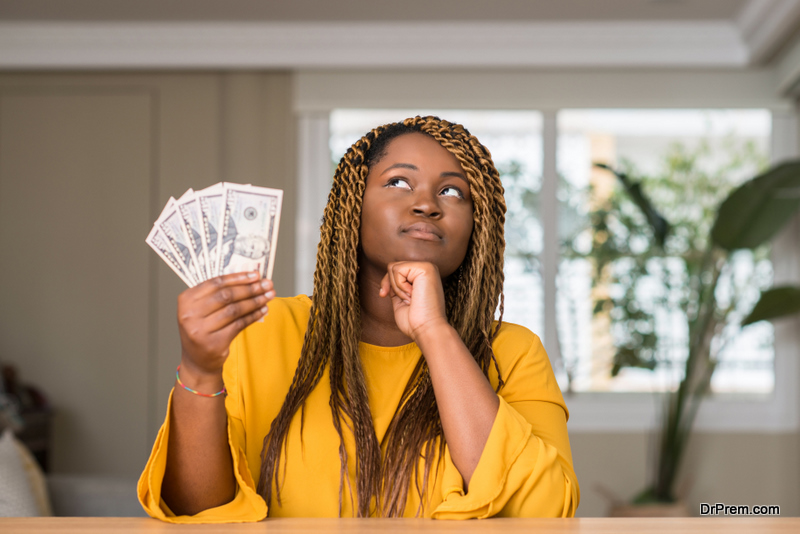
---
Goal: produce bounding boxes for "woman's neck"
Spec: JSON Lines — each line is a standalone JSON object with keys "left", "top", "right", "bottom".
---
{"left": 358, "top": 267, "right": 414, "bottom": 347}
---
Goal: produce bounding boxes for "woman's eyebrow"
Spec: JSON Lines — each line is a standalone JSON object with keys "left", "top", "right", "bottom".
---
{"left": 381, "top": 163, "right": 468, "bottom": 184}
{"left": 440, "top": 171, "right": 469, "bottom": 185}
{"left": 380, "top": 163, "right": 418, "bottom": 175}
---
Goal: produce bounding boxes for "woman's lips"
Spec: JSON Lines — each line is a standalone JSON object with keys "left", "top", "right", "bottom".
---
{"left": 402, "top": 222, "right": 443, "bottom": 241}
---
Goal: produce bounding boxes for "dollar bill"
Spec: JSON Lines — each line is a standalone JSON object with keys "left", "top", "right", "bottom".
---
{"left": 218, "top": 183, "right": 283, "bottom": 279}
{"left": 148, "top": 182, "right": 282, "bottom": 286}
{"left": 158, "top": 202, "right": 201, "bottom": 285}
{"left": 145, "top": 225, "right": 196, "bottom": 287}
{"left": 197, "top": 183, "right": 226, "bottom": 278}
{"left": 176, "top": 189, "right": 210, "bottom": 281}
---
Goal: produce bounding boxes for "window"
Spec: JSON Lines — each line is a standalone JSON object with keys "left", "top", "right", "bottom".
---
{"left": 556, "top": 109, "right": 773, "bottom": 395}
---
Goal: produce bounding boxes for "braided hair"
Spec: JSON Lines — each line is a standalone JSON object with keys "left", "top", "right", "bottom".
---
{"left": 257, "top": 116, "right": 507, "bottom": 517}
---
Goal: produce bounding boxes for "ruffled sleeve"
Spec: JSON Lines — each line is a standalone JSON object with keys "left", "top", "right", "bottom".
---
{"left": 430, "top": 329, "right": 579, "bottom": 519}
{"left": 137, "top": 340, "right": 268, "bottom": 523}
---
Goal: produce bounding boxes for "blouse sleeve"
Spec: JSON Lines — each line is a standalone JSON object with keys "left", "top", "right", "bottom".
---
{"left": 137, "top": 342, "right": 268, "bottom": 523}
{"left": 430, "top": 332, "right": 580, "bottom": 519}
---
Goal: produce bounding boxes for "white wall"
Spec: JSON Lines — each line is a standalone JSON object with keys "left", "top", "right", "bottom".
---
{"left": 0, "top": 72, "right": 295, "bottom": 477}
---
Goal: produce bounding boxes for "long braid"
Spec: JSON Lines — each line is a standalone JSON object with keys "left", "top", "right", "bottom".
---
{"left": 258, "top": 116, "right": 507, "bottom": 517}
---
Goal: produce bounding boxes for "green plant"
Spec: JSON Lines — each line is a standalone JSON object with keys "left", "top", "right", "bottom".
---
{"left": 591, "top": 154, "right": 800, "bottom": 504}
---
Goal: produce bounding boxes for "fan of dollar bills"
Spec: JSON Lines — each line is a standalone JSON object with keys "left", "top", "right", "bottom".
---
{"left": 146, "top": 183, "right": 283, "bottom": 287}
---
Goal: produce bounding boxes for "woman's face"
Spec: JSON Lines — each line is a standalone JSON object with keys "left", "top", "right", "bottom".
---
{"left": 359, "top": 132, "right": 474, "bottom": 278}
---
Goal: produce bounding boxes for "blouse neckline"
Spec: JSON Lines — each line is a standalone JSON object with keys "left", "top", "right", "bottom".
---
{"left": 358, "top": 340, "right": 419, "bottom": 354}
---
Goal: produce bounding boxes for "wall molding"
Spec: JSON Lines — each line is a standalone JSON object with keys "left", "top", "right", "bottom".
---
{"left": 0, "top": 21, "right": 750, "bottom": 70}
{"left": 775, "top": 29, "right": 800, "bottom": 95}
{"left": 293, "top": 69, "right": 793, "bottom": 113}
{"left": 737, "top": 0, "right": 800, "bottom": 64}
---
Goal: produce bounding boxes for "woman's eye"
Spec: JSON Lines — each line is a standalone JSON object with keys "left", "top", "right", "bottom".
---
{"left": 386, "top": 178, "right": 411, "bottom": 189}
{"left": 441, "top": 186, "right": 464, "bottom": 199}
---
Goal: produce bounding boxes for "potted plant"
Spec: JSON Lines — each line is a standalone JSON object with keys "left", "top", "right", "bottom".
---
{"left": 571, "top": 147, "right": 800, "bottom": 514}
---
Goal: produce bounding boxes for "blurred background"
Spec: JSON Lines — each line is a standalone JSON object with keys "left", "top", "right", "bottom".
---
{"left": 0, "top": 0, "right": 799, "bottom": 518}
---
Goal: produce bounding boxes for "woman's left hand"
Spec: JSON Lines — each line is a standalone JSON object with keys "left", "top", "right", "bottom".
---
{"left": 379, "top": 261, "right": 449, "bottom": 341}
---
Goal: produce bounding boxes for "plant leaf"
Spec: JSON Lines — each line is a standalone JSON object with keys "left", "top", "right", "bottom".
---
{"left": 611, "top": 347, "right": 657, "bottom": 376}
{"left": 712, "top": 161, "right": 800, "bottom": 250}
{"left": 593, "top": 163, "right": 671, "bottom": 248}
{"left": 742, "top": 286, "right": 800, "bottom": 326}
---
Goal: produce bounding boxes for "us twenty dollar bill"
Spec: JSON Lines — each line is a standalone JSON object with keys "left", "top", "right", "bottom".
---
{"left": 145, "top": 225, "right": 196, "bottom": 287}
{"left": 196, "top": 183, "right": 225, "bottom": 278}
{"left": 176, "top": 189, "right": 210, "bottom": 281}
{"left": 218, "top": 184, "right": 283, "bottom": 280}
{"left": 157, "top": 202, "right": 201, "bottom": 285}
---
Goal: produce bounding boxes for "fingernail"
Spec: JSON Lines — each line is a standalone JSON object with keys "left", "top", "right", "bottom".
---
{"left": 248, "top": 272, "right": 258, "bottom": 280}
{"left": 261, "top": 306, "right": 268, "bottom": 314}
{"left": 261, "top": 279, "right": 271, "bottom": 289}
{"left": 265, "top": 291, "right": 276, "bottom": 299}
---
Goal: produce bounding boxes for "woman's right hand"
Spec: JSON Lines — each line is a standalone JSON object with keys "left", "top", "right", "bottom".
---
{"left": 177, "top": 271, "right": 275, "bottom": 379}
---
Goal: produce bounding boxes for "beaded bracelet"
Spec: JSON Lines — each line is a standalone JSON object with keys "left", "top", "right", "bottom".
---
{"left": 175, "top": 365, "right": 227, "bottom": 398}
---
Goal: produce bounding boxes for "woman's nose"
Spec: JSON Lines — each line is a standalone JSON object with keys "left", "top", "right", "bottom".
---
{"left": 410, "top": 188, "right": 441, "bottom": 217}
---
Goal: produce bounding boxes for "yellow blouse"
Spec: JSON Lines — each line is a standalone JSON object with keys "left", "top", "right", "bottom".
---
{"left": 138, "top": 295, "right": 579, "bottom": 521}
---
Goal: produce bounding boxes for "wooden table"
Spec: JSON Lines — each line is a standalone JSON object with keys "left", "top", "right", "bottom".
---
{"left": 1, "top": 517, "right": 798, "bottom": 533}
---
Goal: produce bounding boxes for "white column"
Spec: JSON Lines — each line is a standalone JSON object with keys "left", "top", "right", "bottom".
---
{"left": 295, "top": 112, "right": 332, "bottom": 297}
{"left": 541, "top": 111, "right": 561, "bottom": 366}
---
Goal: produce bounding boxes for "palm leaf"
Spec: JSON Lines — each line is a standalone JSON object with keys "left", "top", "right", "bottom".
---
{"left": 742, "top": 286, "right": 800, "bottom": 326}
{"left": 593, "top": 163, "right": 671, "bottom": 248}
{"left": 712, "top": 161, "right": 800, "bottom": 250}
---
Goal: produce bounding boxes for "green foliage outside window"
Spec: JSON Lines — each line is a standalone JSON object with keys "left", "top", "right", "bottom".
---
{"left": 562, "top": 137, "right": 771, "bottom": 381}
{"left": 579, "top": 140, "right": 800, "bottom": 504}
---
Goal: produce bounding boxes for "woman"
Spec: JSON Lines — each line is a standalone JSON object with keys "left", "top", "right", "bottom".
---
{"left": 138, "top": 116, "right": 580, "bottom": 521}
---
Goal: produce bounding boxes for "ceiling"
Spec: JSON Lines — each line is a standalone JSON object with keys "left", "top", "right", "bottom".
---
{"left": 0, "top": 0, "right": 752, "bottom": 22}
{"left": 0, "top": 0, "right": 799, "bottom": 71}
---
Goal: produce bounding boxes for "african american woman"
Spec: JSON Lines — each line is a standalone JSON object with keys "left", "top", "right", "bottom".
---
{"left": 138, "top": 116, "right": 580, "bottom": 521}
